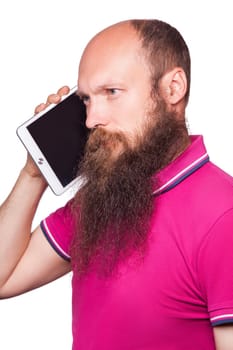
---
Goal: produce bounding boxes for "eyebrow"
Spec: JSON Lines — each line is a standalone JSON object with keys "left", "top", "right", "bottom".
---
{"left": 77, "top": 82, "right": 125, "bottom": 98}
{"left": 76, "top": 90, "right": 85, "bottom": 97}
{"left": 76, "top": 90, "right": 89, "bottom": 100}
{"left": 96, "top": 82, "right": 124, "bottom": 90}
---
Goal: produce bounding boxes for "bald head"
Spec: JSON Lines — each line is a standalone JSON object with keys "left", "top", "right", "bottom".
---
{"left": 82, "top": 20, "right": 137, "bottom": 56}
{"left": 78, "top": 19, "right": 190, "bottom": 108}
{"left": 78, "top": 21, "right": 144, "bottom": 95}
{"left": 77, "top": 20, "right": 154, "bottom": 133}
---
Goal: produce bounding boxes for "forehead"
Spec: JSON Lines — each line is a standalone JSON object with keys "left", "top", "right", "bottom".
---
{"left": 78, "top": 24, "right": 149, "bottom": 90}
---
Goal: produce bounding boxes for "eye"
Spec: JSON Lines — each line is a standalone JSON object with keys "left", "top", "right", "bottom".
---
{"left": 80, "top": 95, "right": 90, "bottom": 105}
{"left": 106, "top": 88, "right": 120, "bottom": 97}
{"left": 108, "top": 88, "right": 117, "bottom": 94}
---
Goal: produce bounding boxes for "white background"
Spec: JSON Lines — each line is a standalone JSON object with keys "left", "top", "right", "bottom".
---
{"left": 0, "top": 0, "right": 232, "bottom": 349}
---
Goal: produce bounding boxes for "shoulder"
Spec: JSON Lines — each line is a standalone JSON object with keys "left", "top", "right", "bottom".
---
{"left": 182, "top": 160, "right": 233, "bottom": 220}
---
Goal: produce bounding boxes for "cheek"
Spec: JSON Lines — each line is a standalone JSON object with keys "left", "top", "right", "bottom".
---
{"left": 109, "top": 94, "right": 150, "bottom": 138}
{"left": 123, "top": 113, "right": 148, "bottom": 142}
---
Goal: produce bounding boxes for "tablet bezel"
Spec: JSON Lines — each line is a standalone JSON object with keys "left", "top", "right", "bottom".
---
{"left": 16, "top": 86, "right": 87, "bottom": 195}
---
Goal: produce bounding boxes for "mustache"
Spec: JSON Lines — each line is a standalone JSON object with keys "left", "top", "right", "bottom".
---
{"left": 85, "top": 127, "right": 129, "bottom": 153}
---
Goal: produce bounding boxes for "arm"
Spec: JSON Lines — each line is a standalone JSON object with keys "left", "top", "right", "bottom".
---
{"left": 214, "top": 325, "right": 233, "bottom": 350}
{"left": 0, "top": 86, "right": 71, "bottom": 298}
{"left": 197, "top": 209, "right": 233, "bottom": 349}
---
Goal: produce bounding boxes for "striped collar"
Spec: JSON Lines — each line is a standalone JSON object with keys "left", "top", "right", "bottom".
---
{"left": 153, "top": 135, "right": 209, "bottom": 196}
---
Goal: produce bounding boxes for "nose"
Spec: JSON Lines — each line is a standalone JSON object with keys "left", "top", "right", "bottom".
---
{"left": 85, "top": 99, "right": 108, "bottom": 129}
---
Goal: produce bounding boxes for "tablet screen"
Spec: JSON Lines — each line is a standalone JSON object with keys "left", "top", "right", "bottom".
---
{"left": 27, "top": 93, "right": 88, "bottom": 187}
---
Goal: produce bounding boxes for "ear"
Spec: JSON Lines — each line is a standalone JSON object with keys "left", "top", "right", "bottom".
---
{"left": 159, "top": 68, "right": 187, "bottom": 105}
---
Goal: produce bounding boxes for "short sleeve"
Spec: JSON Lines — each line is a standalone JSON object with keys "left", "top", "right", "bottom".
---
{"left": 198, "top": 208, "right": 233, "bottom": 326}
{"left": 40, "top": 200, "right": 75, "bottom": 262}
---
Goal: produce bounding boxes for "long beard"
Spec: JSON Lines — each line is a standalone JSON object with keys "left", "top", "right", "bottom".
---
{"left": 71, "top": 102, "right": 188, "bottom": 277}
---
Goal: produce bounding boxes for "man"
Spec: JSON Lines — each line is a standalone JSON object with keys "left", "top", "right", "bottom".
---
{"left": 0, "top": 19, "right": 233, "bottom": 349}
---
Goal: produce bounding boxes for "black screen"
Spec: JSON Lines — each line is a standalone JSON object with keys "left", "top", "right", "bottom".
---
{"left": 27, "top": 92, "right": 88, "bottom": 187}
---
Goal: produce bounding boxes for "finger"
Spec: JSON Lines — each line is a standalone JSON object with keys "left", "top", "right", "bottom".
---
{"left": 34, "top": 85, "right": 70, "bottom": 114}
{"left": 46, "top": 93, "right": 61, "bottom": 105}
{"left": 57, "top": 85, "right": 70, "bottom": 97}
{"left": 34, "top": 103, "right": 48, "bottom": 114}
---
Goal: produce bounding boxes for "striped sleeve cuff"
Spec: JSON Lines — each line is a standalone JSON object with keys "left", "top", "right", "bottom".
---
{"left": 40, "top": 219, "right": 71, "bottom": 262}
{"left": 210, "top": 313, "right": 233, "bottom": 326}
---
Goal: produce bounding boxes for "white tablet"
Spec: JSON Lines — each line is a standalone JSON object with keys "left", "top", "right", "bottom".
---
{"left": 17, "top": 86, "right": 89, "bottom": 195}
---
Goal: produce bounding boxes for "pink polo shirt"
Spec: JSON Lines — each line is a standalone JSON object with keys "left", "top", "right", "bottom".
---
{"left": 41, "top": 135, "right": 233, "bottom": 349}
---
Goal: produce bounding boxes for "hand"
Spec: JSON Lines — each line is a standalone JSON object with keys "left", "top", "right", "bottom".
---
{"left": 34, "top": 85, "right": 70, "bottom": 114}
{"left": 23, "top": 86, "right": 70, "bottom": 178}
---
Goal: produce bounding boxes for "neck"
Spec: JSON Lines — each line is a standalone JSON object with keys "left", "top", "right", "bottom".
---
{"left": 171, "top": 131, "right": 190, "bottom": 163}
